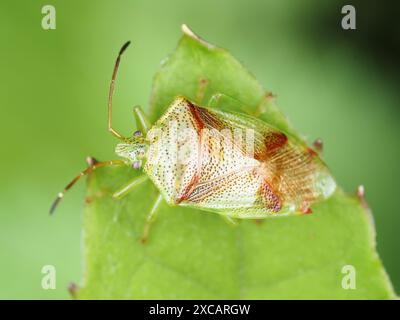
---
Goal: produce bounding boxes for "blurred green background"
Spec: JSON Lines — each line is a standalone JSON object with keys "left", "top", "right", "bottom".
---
{"left": 0, "top": 0, "right": 398, "bottom": 299}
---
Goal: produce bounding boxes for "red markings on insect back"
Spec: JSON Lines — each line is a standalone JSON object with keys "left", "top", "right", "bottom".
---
{"left": 187, "top": 101, "right": 205, "bottom": 131}
{"left": 176, "top": 102, "right": 206, "bottom": 204}
{"left": 255, "top": 131, "right": 288, "bottom": 161}
{"left": 260, "top": 180, "right": 281, "bottom": 212}
{"left": 176, "top": 174, "right": 200, "bottom": 204}
{"left": 188, "top": 102, "right": 225, "bottom": 132}
{"left": 266, "top": 132, "right": 288, "bottom": 154}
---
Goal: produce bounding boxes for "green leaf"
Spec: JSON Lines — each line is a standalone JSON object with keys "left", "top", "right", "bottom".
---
{"left": 76, "top": 27, "right": 396, "bottom": 299}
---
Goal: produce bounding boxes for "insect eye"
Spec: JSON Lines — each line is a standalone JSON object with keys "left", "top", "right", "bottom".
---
{"left": 132, "top": 160, "right": 142, "bottom": 169}
{"left": 133, "top": 130, "right": 142, "bottom": 137}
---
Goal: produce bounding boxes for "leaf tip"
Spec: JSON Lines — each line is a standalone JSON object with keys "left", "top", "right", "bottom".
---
{"left": 356, "top": 184, "right": 376, "bottom": 234}
{"left": 356, "top": 185, "right": 368, "bottom": 209}
{"left": 181, "top": 24, "right": 215, "bottom": 49}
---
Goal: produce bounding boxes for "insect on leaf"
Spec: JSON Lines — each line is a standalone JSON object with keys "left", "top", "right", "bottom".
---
{"left": 76, "top": 27, "right": 396, "bottom": 299}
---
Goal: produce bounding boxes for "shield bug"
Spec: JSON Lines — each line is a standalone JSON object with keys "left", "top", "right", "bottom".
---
{"left": 51, "top": 25, "right": 336, "bottom": 242}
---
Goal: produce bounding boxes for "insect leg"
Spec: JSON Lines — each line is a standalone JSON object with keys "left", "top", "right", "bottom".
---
{"left": 133, "top": 105, "right": 151, "bottom": 134}
{"left": 141, "top": 193, "right": 163, "bottom": 243}
{"left": 112, "top": 175, "right": 148, "bottom": 199}
{"left": 253, "top": 91, "right": 276, "bottom": 117}
{"left": 207, "top": 92, "right": 248, "bottom": 114}
{"left": 108, "top": 41, "right": 131, "bottom": 140}
{"left": 207, "top": 92, "right": 278, "bottom": 119}
{"left": 50, "top": 159, "right": 126, "bottom": 215}
{"left": 221, "top": 215, "right": 239, "bottom": 227}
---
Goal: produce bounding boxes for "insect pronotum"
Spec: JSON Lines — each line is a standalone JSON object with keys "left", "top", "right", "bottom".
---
{"left": 51, "top": 25, "right": 336, "bottom": 242}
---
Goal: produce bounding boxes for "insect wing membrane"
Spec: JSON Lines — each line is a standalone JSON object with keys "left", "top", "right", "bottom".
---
{"left": 196, "top": 107, "right": 336, "bottom": 216}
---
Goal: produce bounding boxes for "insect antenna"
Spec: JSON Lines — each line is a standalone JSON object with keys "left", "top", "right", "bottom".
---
{"left": 50, "top": 160, "right": 125, "bottom": 215}
{"left": 108, "top": 41, "right": 131, "bottom": 140}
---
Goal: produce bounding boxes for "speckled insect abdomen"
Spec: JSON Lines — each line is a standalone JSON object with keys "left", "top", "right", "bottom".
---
{"left": 143, "top": 96, "right": 335, "bottom": 218}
